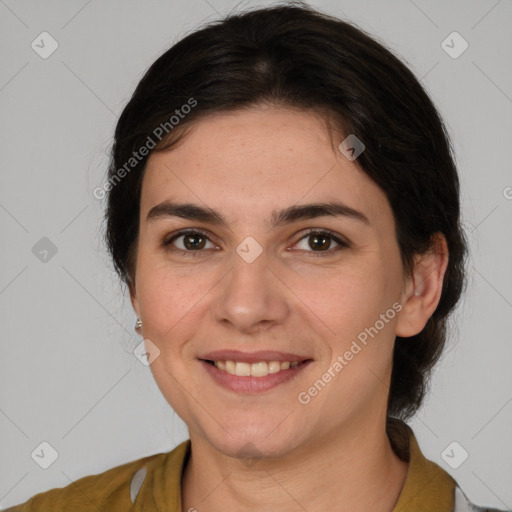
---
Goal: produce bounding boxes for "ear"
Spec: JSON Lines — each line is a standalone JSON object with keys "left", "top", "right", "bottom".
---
{"left": 395, "top": 233, "right": 449, "bottom": 338}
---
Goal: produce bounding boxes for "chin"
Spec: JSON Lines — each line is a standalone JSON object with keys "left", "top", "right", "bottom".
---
{"left": 203, "top": 423, "right": 302, "bottom": 461}
{"left": 216, "top": 437, "right": 294, "bottom": 461}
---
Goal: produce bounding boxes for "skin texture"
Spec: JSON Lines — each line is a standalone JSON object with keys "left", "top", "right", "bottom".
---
{"left": 130, "top": 106, "right": 449, "bottom": 511}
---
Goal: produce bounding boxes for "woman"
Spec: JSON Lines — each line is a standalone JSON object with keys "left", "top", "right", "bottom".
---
{"left": 6, "top": 3, "right": 508, "bottom": 511}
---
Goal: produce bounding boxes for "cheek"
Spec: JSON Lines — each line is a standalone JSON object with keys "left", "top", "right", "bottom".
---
{"left": 300, "top": 263, "right": 400, "bottom": 375}
{"left": 135, "top": 258, "right": 207, "bottom": 349}
{"left": 298, "top": 262, "right": 392, "bottom": 327}
{"left": 305, "top": 270, "right": 399, "bottom": 408}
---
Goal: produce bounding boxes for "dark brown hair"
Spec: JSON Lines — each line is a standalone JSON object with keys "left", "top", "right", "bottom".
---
{"left": 104, "top": 2, "right": 468, "bottom": 421}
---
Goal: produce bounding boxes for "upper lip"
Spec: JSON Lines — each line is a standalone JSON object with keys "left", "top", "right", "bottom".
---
{"left": 198, "top": 350, "right": 312, "bottom": 364}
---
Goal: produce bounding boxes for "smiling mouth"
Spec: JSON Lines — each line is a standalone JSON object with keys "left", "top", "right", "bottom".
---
{"left": 201, "top": 359, "right": 312, "bottom": 378}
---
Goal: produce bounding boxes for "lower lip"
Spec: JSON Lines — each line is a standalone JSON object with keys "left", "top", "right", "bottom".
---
{"left": 199, "top": 359, "right": 313, "bottom": 393}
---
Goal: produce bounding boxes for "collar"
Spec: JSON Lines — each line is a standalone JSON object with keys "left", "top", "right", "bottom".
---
{"left": 389, "top": 419, "right": 456, "bottom": 511}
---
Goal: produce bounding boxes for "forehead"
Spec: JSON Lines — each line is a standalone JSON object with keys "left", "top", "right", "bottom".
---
{"left": 140, "top": 107, "right": 391, "bottom": 229}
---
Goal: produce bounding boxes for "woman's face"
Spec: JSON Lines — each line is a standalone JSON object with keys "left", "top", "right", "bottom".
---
{"left": 131, "top": 106, "right": 414, "bottom": 459}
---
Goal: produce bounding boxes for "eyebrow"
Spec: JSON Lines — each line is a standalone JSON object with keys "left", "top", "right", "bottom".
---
{"left": 146, "top": 200, "right": 370, "bottom": 228}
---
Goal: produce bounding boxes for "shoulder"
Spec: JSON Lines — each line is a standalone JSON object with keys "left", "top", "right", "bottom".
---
{"left": 388, "top": 419, "right": 510, "bottom": 512}
{"left": 3, "top": 442, "right": 185, "bottom": 512}
{"left": 454, "top": 486, "right": 511, "bottom": 512}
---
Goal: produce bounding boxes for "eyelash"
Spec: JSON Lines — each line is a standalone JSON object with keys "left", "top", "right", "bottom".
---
{"left": 162, "top": 228, "right": 350, "bottom": 258}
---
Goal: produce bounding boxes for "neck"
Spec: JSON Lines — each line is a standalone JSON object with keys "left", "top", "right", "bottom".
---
{"left": 181, "top": 415, "right": 409, "bottom": 512}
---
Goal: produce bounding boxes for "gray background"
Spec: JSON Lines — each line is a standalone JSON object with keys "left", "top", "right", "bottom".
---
{"left": 1, "top": 0, "right": 511, "bottom": 509}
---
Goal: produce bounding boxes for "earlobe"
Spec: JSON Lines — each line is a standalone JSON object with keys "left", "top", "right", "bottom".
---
{"left": 395, "top": 233, "right": 449, "bottom": 338}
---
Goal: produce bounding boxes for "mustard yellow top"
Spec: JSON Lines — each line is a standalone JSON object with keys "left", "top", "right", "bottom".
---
{"left": 5, "top": 422, "right": 458, "bottom": 512}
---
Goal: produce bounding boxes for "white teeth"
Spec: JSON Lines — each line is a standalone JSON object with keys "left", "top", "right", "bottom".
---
{"left": 251, "top": 361, "right": 269, "bottom": 377}
{"left": 235, "top": 362, "right": 251, "bottom": 376}
{"left": 212, "top": 360, "right": 302, "bottom": 377}
{"left": 225, "top": 360, "right": 236, "bottom": 375}
{"left": 268, "top": 361, "right": 281, "bottom": 374}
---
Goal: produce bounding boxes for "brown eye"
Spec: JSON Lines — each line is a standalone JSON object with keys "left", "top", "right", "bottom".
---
{"left": 293, "top": 229, "right": 349, "bottom": 256}
{"left": 163, "top": 230, "right": 216, "bottom": 257}
{"left": 307, "top": 233, "right": 331, "bottom": 251}
{"left": 181, "top": 233, "right": 207, "bottom": 250}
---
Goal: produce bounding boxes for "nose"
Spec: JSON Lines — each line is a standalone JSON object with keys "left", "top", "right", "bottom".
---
{"left": 211, "top": 248, "right": 290, "bottom": 335}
